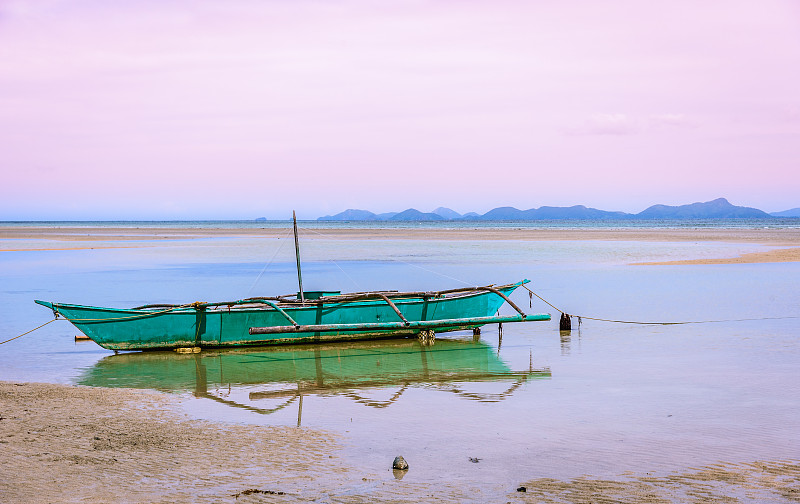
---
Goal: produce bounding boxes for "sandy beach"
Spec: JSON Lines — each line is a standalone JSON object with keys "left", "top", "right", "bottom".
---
{"left": 635, "top": 246, "right": 800, "bottom": 265}
{"left": 0, "top": 381, "right": 348, "bottom": 503}
{"left": 2, "top": 381, "right": 797, "bottom": 503}
{"left": 3, "top": 226, "right": 800, "bottom": 264}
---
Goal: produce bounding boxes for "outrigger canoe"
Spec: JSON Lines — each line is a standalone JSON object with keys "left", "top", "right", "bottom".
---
{"left": 36, "top": 280, "right": 550, "bottom": 351}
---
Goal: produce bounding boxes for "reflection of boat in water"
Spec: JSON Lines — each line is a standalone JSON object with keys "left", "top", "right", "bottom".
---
{"left": 77, "top": 338, "right": 550, "bottom": 420}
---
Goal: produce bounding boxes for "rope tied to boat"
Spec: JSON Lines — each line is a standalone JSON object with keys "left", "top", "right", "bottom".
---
{"left": 521, "top": 283, "right": 800, "bottom": 326}
{"left": 0, "top": 317, "right": 59, "bottom": 346}
{"left": 2, "top": 301, "right": 213, "bottom": 346}
{"left": 2, "top": 301, "right": 217, "bottom": 346}
{"left": 51, "top": 302, "right": 203, "bottom": 324}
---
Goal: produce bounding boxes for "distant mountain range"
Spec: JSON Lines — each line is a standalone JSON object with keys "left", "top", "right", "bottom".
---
{"left": 770, "top": 207, "right": 800, "bottom": 217}
{"left": 317, "top": 198, "right": 797, "bottom": 221}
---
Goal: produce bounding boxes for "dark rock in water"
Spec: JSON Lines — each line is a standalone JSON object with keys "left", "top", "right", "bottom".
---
{"left": 516, "top": 486, "right": 527, "bottom": 492}
{"left": 392, "top": 455, "right": 409, "bottom": 470}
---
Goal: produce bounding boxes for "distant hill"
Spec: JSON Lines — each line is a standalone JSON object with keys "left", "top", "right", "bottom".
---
{"left": 770, "top": 208, "right": 800, "bottom": 217}
{"left": 316, "top": 198, "right": 777, "bottom": 221}
{"left": 635, "top": 198, "right": 770, "bottom": 219}
{"left": 432, "top": 207, "right": 462, "bottom": 219}
{"left": 479, "top": 206, "right": 526, "bottom": 220}
{"left": 477, "top": 205, "right": 628, "bottom": 220}
{"left": 317, "top": 209, "right": 379, "bottom": 221}
{"left": 318, "top": 208, "right": 442, "bottom": 221}
{"left": 389, "top": 208, "right": 444, "bottom": 221}
{"left": 531, "top": 205, "right": 628, "bottom": 220}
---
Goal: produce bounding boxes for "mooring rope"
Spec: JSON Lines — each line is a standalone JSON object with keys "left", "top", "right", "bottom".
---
{"left": 1, "top": 302, "right": 207, "bottom": 345}
{"left": 53, "top": 303, "right": 200, "bottom": 323}
{"left": 246, "top": 227, "right": 293, "bottom": 297}
{"left": 299, "top": 226, "right": 473, "bottom": 287}
{"left": 295, "top": 226, "right": 363, "bottom": 291}
{"left": 392, "top": 260, "right": 473, "bottom": 286}
{"left": 0, "top": 318, "right": 58, "bottom": 345}
{"left": 521, "top": 284, "right": 800, "bottom": 326}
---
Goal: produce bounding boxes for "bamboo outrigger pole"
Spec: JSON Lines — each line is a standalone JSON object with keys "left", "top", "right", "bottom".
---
{"left": 293, "top": 210, "right": 305, "bottom": 303}
{"left": 249, "top": 313, "right": 551, "bottom": 335}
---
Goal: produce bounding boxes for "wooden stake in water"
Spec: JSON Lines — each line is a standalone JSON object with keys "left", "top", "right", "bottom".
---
{"left": 297, "top": 384, "right": 303, "bottom": 427}
{"left": 559, "top": 312, "right": 571, "bottom": 331}
{"left": 293, "top": 210, "right": 305, "bottom": 303}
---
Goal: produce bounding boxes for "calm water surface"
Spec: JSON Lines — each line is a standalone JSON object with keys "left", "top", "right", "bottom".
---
{"left": 1, "top": 228, "right": 798, "bottom": 496}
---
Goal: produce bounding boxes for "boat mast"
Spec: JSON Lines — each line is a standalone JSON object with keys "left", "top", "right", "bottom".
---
{"left": 293, "top": 210, "right": 305, "bottom": 303}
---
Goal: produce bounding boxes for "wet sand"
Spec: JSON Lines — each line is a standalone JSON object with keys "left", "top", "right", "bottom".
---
{"left": 514, "top": 461, "right": 800, "bottom": 503}
{"left": 2, "top": 381, "right": 797, "bottom": 503}
{"left": 0, "top": 381, "right": 353, "bottom": 503}
{"left": 635, "top": 246, "right": 800, "bottom": 265}
{"left": 3, "top": 226, "right": 800, "bottom": 264}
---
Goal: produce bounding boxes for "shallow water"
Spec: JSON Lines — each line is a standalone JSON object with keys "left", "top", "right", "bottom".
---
{"left": 1, "top": 229, "right": 798, "bottom": 498}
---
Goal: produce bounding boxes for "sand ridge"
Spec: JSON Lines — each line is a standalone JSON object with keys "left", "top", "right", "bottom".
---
{"left": 0, "top": 381, "right": 347, "bottom": 503}
{"left": 634, "top": 246, "right": 800, "bottom": 265}
{"left": 3, "top": 226, "right": 800, "bottom": 265}
{"left": 2, "top": 226, "right": 800, "bottom": 245}
{"left": 512, "top": 460, "right": 800, "bottom": 503}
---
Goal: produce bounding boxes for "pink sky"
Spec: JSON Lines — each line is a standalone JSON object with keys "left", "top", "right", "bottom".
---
{"left": 1, "top": 0, "right": 799, "bottom": 219}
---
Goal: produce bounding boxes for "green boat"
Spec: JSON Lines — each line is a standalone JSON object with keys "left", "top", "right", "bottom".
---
{"left": 76, "top": 339, "right": 551, "bottom": 418}
{"left": 35, "top": 280, "right": 549, "bottom": 351}
{"left": 35, "top": 214, "right": 550, "bottom": 351}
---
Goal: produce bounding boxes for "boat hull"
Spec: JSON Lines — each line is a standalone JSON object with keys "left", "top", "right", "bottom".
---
{"left": 36, "top": 281, "right": 547, "bottom": 351}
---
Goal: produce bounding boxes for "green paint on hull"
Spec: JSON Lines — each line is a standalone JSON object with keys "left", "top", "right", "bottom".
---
{"left": 36, "top": 280, "right": 550, "bottom": 351}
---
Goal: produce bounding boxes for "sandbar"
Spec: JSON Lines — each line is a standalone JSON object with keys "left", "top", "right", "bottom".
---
{"left": 514, "top": 461, "right": 800, "bottom": 503}
{"left": 1, "top": 225, "right": 799, "bottom": 244}
{"left": 2, "top": 226, "right": 800, "bottom": 264}
{"left": 0, "top": 381, "right": 347, "bottom": 503}
{"left": 635, "top": 246, "right": 800, "bottom": 265}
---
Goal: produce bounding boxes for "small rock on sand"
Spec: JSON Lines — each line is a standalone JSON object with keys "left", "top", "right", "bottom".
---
{"left": 392, "top": 455, "right": 409, "bottom": 470}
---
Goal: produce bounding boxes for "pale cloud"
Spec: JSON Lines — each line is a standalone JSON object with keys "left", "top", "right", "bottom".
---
{"left": 566, "top": 113, "right": 641, "bottom": 136}
{"left": 785, "top": 105, "right": 800, "bottom": 122}
{"left": 565, "top": 113, "right": 694, "bottom": 136}
{"left": 649, "top": 114, "right": 688, "bottom": 126}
